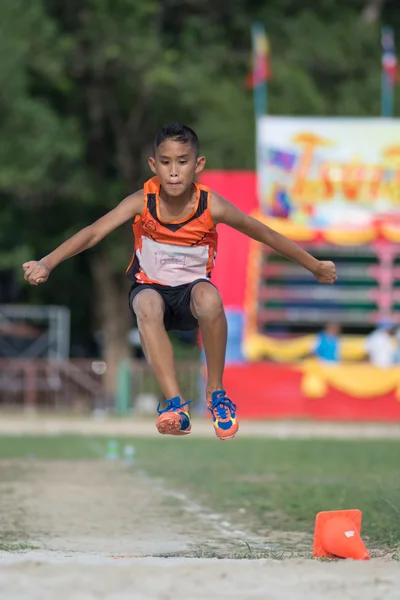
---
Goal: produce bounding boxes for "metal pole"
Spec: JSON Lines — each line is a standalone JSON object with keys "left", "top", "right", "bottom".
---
{"left": 381, "top": 26, "right": 395, "bottom": 118}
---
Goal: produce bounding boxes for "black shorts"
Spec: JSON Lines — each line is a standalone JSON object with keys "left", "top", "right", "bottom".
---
{"left": 129, "top": 279, "right": 216, "bottom": 332}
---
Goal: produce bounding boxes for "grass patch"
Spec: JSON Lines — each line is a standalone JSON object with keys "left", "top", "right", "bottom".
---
{"left": 0, "top": 436, "right": 106, "bottom": 460}
{"left": 157, "top": 546, "right": 305, "bottom": 560}
{"left": 0, "top": 435, "right": 399, "bottom": 549}
{"left": 0, "top": 541, "right": 39, "bottom": 552}
{"left": 135, "top": 437, "right": 400, "bottom": 549}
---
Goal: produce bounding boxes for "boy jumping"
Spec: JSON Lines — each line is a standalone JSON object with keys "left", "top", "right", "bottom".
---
{"left": 23, "top": 124, "right": 336, "bottom": 440}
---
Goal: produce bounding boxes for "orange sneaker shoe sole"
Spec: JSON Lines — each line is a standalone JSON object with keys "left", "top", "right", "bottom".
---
{"left": 156, "top": 412, "right": 191, "bottom": 436}
{"left": 212, "top": 422, "right": 239, "bottom": 441}
{"left": 215, "top": 429, "right": 238, "bottom": 441}
{"left": 218, "top": 432, "right": 237, "bottom": 441}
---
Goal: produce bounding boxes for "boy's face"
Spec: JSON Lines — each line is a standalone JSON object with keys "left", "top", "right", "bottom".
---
{"left": 148, "top": 139, "right": 205, "bottom": 197}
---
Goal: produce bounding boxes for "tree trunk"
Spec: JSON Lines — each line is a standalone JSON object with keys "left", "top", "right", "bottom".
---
{"left": 361, "top": 0, "right": 385, "bottom": 23}
{"left": 90, "top": 251, "right": 131, "bottom": 402}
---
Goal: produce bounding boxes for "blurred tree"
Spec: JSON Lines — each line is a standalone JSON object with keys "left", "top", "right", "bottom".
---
{"left": 0, "top": 0, "right": 81, "bottom": 262}
{"left": 0, "top": 1, "right": 80, "bottom": 194}
{"left": 2, "top": 0, "right": 400, "bottom": 397}
{"left": 0, "top": 0, "right": 83, "bottom": 349}
{"left": 26, "top": 0, "right": 255, "bottom": 395}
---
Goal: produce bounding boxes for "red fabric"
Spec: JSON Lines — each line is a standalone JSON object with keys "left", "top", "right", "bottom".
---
{"left": 224, "top": 363, "right": 306, "bottom": 419}
{"left": 223, "top": 363, "right": 400, "bottom": 421}
{"left": 198, "top": 171, "right": 258, "bottom": 310}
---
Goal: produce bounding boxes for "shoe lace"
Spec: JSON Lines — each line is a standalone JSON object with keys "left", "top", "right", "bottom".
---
{"left": 210, "top": 391, "right": 236, "bottom": 420}
{"left": 157, "top": 396, "right": 191, "bottom": 415}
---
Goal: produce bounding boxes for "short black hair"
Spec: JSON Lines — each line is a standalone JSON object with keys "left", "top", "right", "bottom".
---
{"left": 153, "top": 123, "right": 199, "bottom": 157}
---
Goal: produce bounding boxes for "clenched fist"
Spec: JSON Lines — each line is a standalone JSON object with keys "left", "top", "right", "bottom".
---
{"left": 22, "top": 260, "right": 51, "bottom": 286}
{"left": 312, "top": 260, "right": 336, "bottom": 284}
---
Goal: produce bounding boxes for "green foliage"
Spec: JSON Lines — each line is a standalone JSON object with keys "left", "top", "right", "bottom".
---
{"left": 0, "top": 0, "right": 80, "bottom": 195}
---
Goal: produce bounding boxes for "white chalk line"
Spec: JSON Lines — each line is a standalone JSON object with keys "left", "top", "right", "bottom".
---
{"left": 138, "top": 469, "right": 273, "bottom": 552}
{"left": 87, "top": 438, "right": 272, "bottom": 552}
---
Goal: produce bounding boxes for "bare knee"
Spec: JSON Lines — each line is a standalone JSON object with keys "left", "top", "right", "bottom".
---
{"left": 191, "top": 284, "right": 224, "bottom": 319}
{"left": 133, "top": 290, "right": 164, "bottom": 328}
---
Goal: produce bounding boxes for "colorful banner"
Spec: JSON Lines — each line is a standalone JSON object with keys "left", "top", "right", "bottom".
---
{"left": 223, "top": 363, "right": 400, "bottom": 421}
{"left": 246, "top": 22, "right": 271, "bottom": 90}
{"left": 246, "top": 22, "right": 271, "bottom": 118}
{"left": 382, "top": 25, "right": 398, "bottom": 85}
{"left": 381, "top": 26, "right": 398, "bottom": 117}
{"left": 258, "top": 117, "right": 400, "bottom": 229}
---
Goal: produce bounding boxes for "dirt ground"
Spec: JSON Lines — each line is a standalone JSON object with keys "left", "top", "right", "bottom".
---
{"left": 0, "top": 457, "right": 399, "bottom": 599}
{"left": 0, "top": 460, "right": 212, "bottom": 556}
{"left": 1, "top": 555, "right": 400, "bottom": 600}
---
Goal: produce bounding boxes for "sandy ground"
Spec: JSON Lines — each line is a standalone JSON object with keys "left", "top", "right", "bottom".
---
{"left": 1, "top": 555, "right": 400, "bottom": 600}
{"left": 0, "top": 417, "right": 399, "bottom": 599}
{"left": 0, "top": 458, "right": 399, "bottom": 599}
{"left": 0, "top": 460, "right": 242, "bottom": 557}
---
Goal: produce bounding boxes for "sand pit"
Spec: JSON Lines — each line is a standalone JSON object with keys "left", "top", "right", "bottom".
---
{"left": 0, "top": 458, "right": 399, "bottom": 599}
{"left": 1, "top": 554, "right": 399, "bottom": 599}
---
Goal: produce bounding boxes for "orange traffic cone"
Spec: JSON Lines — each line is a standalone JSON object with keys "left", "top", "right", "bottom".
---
{"left": 313, "top": 509, "right": 370, "bottom": 560}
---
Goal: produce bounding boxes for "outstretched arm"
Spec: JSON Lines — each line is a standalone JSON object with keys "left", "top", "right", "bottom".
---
{"left": 23, "top": 190, "right": 144, "bottom": 286}
{"left": 210, "top": 192, "right": 336, "bottom": 284}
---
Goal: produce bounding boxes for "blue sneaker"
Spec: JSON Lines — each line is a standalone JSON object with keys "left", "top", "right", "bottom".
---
{"left": 156, "top": 397, "right": 192, "bottom": 436}
{"left": 207, "top": 390, "right": 238, "bottom": 440}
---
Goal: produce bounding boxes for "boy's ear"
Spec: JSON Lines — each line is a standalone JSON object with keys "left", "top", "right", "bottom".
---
{"left": 148, "top": 156, "right": 157, "bottom": 174}
{"left": 195, "top": 156, "right": 206, "bottom": 174}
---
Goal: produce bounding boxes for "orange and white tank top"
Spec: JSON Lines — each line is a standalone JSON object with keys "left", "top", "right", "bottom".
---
{"left": 126, "top": 176, "right": 218, "bottom": 286}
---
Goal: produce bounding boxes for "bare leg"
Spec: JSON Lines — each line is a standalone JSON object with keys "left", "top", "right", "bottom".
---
{"left": 190, "top": 282, "right": 238, "bottom": 440}
{"left": 190, "top": 283, "right": 227, "bottom": 397}
{"left": 133, "top": 289, "right": 183, "bottom": 400}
